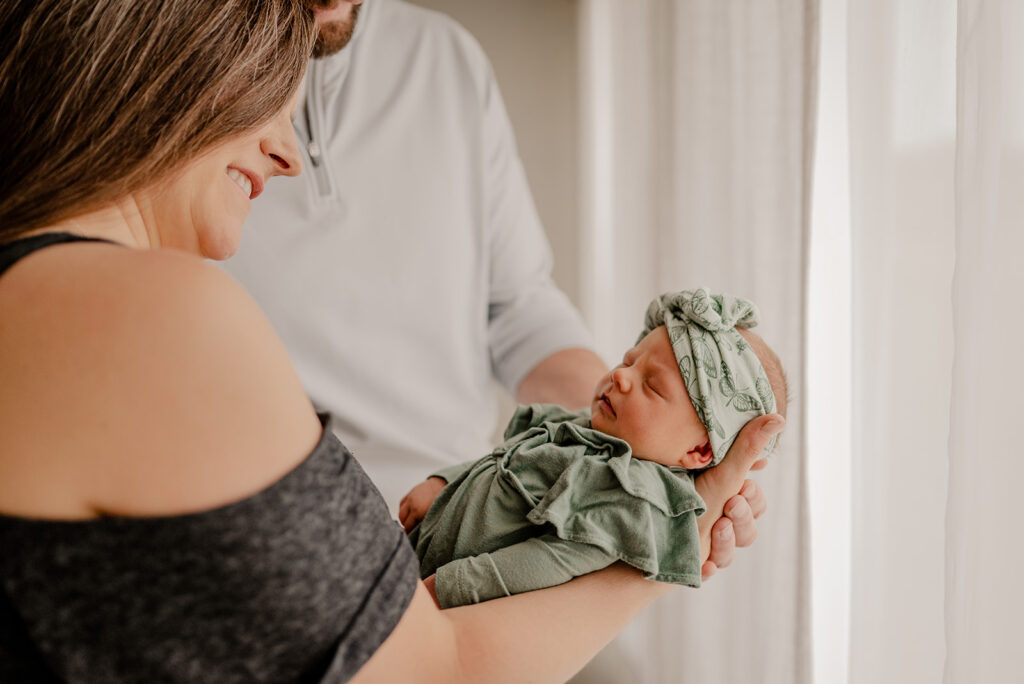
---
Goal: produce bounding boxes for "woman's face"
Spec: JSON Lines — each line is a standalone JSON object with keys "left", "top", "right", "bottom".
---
{"left": 149, "top": 98, "right": 302, "bottom": 260}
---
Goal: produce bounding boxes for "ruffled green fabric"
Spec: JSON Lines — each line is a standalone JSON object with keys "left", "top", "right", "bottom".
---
{"left": 411, "top": 405, "right": 706, "bottom": 606}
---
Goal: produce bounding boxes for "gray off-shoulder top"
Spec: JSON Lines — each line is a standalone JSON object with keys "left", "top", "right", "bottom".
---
{"left": 0, "top": 233, "right": 418, "bottom": 683}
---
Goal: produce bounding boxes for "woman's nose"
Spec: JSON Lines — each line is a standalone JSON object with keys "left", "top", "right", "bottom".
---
{"left": 261, "top": 112, "right": 303, "bottom": 177}
{"left": 611, "top": 367, "right": 632, "bottom": 392}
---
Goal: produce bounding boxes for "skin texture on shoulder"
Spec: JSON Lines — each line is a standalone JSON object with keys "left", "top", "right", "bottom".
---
{"left": 0, "top": 243, "right": 321, "bottom": 519}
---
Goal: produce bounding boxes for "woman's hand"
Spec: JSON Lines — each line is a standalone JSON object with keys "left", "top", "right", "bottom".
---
{"left": 399, "top": 477, "right": 447, "bottom": 531}
{"left": 695, "top": 414, "right": 784, "bottom": 576}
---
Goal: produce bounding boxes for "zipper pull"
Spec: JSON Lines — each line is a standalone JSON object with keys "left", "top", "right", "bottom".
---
{"left": 307, "top": 140, "right": 322, "bottom": 167}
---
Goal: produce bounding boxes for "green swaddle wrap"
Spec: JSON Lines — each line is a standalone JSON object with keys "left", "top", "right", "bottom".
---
{"left": 412, "top": 405, "right": 706, "bottom": 607}
{"left": 639, "top": 288, "right": 777, "bottom": 466}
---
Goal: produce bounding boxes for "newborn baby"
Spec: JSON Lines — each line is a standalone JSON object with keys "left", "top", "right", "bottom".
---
{"left": 402, "top": 288, "right": 787, "bottom": 608}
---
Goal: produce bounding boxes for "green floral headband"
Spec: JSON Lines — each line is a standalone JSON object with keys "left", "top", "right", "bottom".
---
{"left": 638, "top": 288, "right": 777, "bottom": 466}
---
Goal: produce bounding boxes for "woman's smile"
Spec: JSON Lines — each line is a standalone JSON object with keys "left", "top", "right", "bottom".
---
{"left": 224, "top": 166, "right": 253, "bottom": 198}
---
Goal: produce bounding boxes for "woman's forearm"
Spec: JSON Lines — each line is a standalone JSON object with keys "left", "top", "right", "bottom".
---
{"left": 445, "top": 563, "right": 669, "bottom": 683}
{"left": 353, "top": 565, "right": 670, "bottom": 684}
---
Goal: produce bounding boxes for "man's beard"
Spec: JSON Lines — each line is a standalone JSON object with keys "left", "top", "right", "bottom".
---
{"left": 312, "top": 4, "right": 361, "bottom": 58}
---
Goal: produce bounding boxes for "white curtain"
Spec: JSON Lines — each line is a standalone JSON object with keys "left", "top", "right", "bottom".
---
{"left": 845, "top": 1, "right": 956, "bottom": 682}
{"left": 841, "top": 1, "right": 1024, "bottom": 682}
{"left": 945, "top": 0, "right": 1024, "bottom": 679}
{"left": 577, "top": 1, "right": 815, "bottom": 682}
{"left": 580, "top": 0, "right": 1024, "bottom": 682}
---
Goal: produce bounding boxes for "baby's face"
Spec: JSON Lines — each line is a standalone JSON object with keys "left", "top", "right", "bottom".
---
{"left": 590, "top": 326, "right": 713, "bottom": 469}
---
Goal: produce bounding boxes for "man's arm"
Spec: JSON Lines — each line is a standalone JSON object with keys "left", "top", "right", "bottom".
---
{"left": 476, "top": 42, "right": 598, "bottom": 399}
{"left": 515, "top": 347, "right": 608, "bottom": 409}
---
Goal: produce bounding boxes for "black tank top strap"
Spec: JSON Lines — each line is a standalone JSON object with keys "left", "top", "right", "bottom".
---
{"left": 0, "top": 232, "right": 117, "bottom": 279}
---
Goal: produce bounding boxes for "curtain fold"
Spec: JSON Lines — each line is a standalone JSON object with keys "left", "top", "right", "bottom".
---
{"left": 578, "top": 2, "right": 816, "bottom": 682}
{"left": 945, "top": 1, "right": 1024, "bottom": 681}
{"left": 846, "top": 2, "right": 956, "bottom": 682}
{"left": 844, "top": 1, "right": 1024, "bottom": 681}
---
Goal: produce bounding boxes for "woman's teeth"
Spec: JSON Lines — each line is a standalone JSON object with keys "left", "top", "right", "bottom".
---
{"left": 226, "top": 168, "right": 253, "bottom": 198}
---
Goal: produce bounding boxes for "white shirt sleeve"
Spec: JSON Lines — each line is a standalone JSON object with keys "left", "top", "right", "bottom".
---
{"left": 477, "top": 59, "right": 595, "bottom": 393}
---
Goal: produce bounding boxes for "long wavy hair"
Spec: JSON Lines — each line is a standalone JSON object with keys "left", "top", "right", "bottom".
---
{"left": 0, "top": 0, "right": 317, "bottom": 241}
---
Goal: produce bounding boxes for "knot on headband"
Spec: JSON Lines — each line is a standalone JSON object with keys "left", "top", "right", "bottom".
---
{"left": 638, "top": 288, "right": 776, "bottom": 467}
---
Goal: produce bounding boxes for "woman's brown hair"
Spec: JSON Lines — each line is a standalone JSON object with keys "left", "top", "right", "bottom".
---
{"left": 0, "top": 0, "right": 317, "bottom": 241}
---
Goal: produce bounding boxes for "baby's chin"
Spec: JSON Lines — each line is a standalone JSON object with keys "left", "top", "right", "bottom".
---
{"left": 589, "top": 412, "right": 630, "bottom": 445}
{"left": 589, "top": 404, "right": 611, "bottom": 431}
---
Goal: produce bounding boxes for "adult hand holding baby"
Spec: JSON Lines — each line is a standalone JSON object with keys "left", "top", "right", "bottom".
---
{"left": 696, "top": 414, "right": 784, "bottom": 578}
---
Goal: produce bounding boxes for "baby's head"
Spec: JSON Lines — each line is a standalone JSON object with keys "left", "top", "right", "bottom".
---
{"left": 590, "top": 288, "right": 787, "bottom": 470}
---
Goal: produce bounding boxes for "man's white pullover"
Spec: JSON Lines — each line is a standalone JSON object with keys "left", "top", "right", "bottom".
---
{"left": 223, "top": 0, "right": 592, "bottom": 507}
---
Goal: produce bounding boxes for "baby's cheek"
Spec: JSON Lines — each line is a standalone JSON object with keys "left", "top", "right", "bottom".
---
{"left": 591, "top": 414, "right": 616, "bottom": 438}
{"left": 603, "top": 422, "right": 632, "bottom": 444}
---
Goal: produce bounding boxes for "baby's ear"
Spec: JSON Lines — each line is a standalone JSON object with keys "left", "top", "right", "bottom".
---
{"left": 680, "top": 441, "right": 714, "bottom": 469}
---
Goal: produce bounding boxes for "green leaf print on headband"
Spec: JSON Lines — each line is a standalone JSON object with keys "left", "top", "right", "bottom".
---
{"left": 637, "top": 287, "right": 777, "bottom": 466}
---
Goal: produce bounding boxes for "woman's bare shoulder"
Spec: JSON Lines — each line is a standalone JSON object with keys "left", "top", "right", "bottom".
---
{"left": 0, "top": 242, "right": 321, "bottom": 519}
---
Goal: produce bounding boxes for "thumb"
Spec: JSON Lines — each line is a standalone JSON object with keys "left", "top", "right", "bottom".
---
{"left": 715, "top": 414, "right": 784, "bottom": 483}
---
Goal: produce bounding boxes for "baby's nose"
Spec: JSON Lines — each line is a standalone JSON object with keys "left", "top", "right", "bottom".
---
{"left": 612, "top": 367, "right": 632, "bottom": 392}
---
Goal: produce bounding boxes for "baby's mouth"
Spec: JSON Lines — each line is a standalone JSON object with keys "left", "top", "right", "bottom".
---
{"left": 599, "top": 393, "right": 616, "bottom": 418}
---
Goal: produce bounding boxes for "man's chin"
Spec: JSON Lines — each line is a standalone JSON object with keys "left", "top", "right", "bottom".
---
{"left": 312, "top": 6, "right": 361, "bottom": 58}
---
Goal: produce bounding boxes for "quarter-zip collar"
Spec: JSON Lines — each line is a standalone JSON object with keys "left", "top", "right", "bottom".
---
{"left": 299, "top": 0, "right": 375, "bottom": 198}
